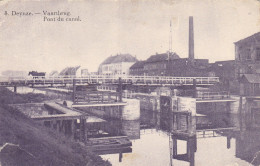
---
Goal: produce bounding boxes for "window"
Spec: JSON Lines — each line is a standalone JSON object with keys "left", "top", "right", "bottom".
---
{"left": 246, "top": 49, "right": 251, "bottom": 60}
{"left": 256, "top": 48, "right": 260, "bottom": 61}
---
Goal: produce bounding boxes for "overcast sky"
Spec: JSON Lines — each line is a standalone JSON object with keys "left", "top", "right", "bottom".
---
{"left": 0, "top": 0, "right": 259, "bottom": 74}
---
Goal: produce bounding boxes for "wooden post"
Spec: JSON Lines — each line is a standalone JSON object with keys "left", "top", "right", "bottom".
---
{"left": 80, "top": 117, "right": 86, "bottom": 142}
{"left": 227, "top": 136, "right": 231, "bottom": 149}
{"left": 192, "top": 79, "right": 196, "bottom": 98}
{"left": 190, "top": 146, "right": 195, "bottom": 166}
{"left": 172, "top": 137, "right": 177, "bottom": 156}
{"left": 186, "top": 114, "right": 189, "bottom": 131}
{"left": 119, "top": 152, "right": 123, "bottom": 162}
{"left": 189, "top": 112, "right": 192, "bottom": 134}
{"left": 187, "top": 138, "right": 191, "bottom": 159}
{"left": 118, "top": 77, "right": 122, "bottom": 102}
{"left": 188, "top": 137, "right": 195, "bottom": 166}
{"left": 193, "top": 135, "right": 197, "bottom": 152}
{"left": 72, "top": 79, "right": 76, "bottom": 103}
{"left": 14, "top": 85, "right": 17, "bottom": 93}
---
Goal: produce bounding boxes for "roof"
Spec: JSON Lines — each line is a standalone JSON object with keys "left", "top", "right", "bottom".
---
{"left": 234, "top": 32, "right": 260, "bottom": 45}
{"left": 101, "top": 54, "right": 137, "bottom": 65}
{"left": 49, "top": 71, "right": 59, "bottom": 76}
{"left": 146, "top": 52, "right": 180, "bottom": 63}
{"left": 130, "top": 61, "right": 146, "bottom": 69}
{"left": 240, "top": 74, "right": 260, "bottom": 83}
{"left": 59, "top": 66, "right": 80, "bottom": 76}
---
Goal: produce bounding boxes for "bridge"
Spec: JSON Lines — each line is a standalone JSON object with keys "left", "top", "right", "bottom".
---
{"left": 195, "top": 91, "right": 237, "bottom": 103}
{"left": 0, "top": 75, "right": 219, "bottom": 87}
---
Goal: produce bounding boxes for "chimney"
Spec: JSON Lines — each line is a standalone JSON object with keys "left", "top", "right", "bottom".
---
{"left": 189, "top": 16, "right": 194, "bottom": 60}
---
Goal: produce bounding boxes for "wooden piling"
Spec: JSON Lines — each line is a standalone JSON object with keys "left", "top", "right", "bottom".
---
{"left": 119, "top": 152, "right": 123, "bottom": 162}
{"left": 14, "top": 85, "right": 17, "bottom": 93}
{"left": 118, "top": 77, "right": 122, "bottom": 102}
{"left": 80, "top": 117, "right": 86, "bottom": 142}
{"left": 192, "top": 79, "right": 197, "bottom": 98}
{"left": 72, "top": 79, "right": 76, "bottom": 103}
{"left": 227, "top": 136, "right": 231, "bottom": 149}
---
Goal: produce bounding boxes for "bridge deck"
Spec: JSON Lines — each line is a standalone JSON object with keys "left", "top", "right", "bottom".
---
{"left": 196, "top": 99, "right": 237, "bottom": 103}
{"left": 72, "top": 102, "right": 127, "bottom": 107}
{"left": 0, "top": 75, "right": 219, "bottom": 86}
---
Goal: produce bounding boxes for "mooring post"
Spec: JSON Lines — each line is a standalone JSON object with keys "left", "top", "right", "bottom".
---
{"left": 190, "top": 149, "right": 195, "bottom": 166}
{"left": 72, "top": 79, "right": 76, "bottom": 103}
{"left": 192, "top": 79, "right": 196, "bottom": 98}
{"left": 227, "top": 136, "right": 231, "bottom": 149}
{"left": 14, "top": 85, "right": 17, "bottom": 93}
{"left": 118, "top": 77, "right": 122, "bottom": 102}
{"left": 187, "top": 137, "right": 195, "bottom": 166}
{"left": 119, "top": 152, "right": 123, "bottom": 162}
{"left": 80, "top": 116, "right": 86, "bottom": 142}
{"left": 172, "top": 137, "right": 177, "bottom": 156}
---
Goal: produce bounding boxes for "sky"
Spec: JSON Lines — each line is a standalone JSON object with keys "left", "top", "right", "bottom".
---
{"left": 0, "top": 0, "right": 260, "bottom": 74}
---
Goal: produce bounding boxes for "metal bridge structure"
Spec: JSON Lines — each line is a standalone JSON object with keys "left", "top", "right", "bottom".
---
{"left": 0, "top": 75, "right": 219, "bottom": 87}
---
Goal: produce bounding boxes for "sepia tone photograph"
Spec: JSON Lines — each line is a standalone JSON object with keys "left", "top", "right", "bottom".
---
{"left": 0, "top": 0, "right": 260, "bottom": 165}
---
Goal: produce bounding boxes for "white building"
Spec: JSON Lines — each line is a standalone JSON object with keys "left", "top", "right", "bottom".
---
{"left": 98, "top": 54, "right": 138, "bottom": 76}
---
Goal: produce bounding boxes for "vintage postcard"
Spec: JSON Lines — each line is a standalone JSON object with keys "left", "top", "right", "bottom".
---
{"left": 0, "top": 0, "right": 260, "bottom": 166}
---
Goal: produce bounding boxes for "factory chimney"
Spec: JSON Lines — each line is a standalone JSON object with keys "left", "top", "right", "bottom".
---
{"left": 189, "top": 16, "right": 194, "bottom": 60}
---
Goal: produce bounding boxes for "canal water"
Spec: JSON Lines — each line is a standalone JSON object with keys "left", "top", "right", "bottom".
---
{"left": 7, "top": 86, "right": 46, "bottom": 94}
{"left": 9, "top": 87, "right": 260, "bottom": 166}
{"left": 101, "top": 110, "right": 254, "bottom": 166}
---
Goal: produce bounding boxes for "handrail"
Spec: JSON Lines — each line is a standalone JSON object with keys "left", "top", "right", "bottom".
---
{"left": 0, "top": 75, "right": 219, "bottom": 86}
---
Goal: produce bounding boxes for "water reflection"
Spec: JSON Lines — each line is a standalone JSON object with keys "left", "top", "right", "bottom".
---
{"left": 7, "top": 86, "right": 46, "bottom": 94}
{"left": 102, "top": 98, "right": 260, "bottom": 166}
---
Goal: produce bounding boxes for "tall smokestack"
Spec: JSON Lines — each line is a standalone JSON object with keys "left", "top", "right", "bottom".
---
{"left": 189, "top": 16, "right": 194, "bottom": 60}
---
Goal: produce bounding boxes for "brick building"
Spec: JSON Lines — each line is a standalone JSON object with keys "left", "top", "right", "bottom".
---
{"left": 143, "top": 52, "right": 179, "bottom": 76}
{"left": 165, "top": 58, "right": 209, "bottom": 77}
{"left": 129, "top": 52, "right": 210, "bottom": 77}
{"left": 129, "top": 61, "right": 145, "bottom": 76}
{"left": 235, "top": 32, "right": 260, "bottom": 78}
{"left": 235, "top": 32, "right": 260, "bottom": 96}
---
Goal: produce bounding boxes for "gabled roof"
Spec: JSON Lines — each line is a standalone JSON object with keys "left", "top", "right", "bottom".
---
{"left": 146, "top": 52, "right": 180, "bottom": 63}
{"left": 240, "top": 74, "right": 260, "bottom": 83}
{"left": 49, "top": 71, "right": 59, "bottom": 76}
{"left": 101, "top": 54, "right": 137, "bottom": 65}
{"left": 130, "top": 61, "right": 146, "bottom": 69}
{"left": 59, "top": 66, "right": 80, "bottom": 76}
{"left": 234, "top": 32, "right": 260, "bottom": 45}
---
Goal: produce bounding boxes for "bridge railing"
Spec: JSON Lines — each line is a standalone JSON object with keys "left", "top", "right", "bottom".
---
{"left": 0, "top": 75, "right": 219, "bottom": 86}
{"left": 196, "top": 127, "right": 236, "bottom": 138}
{"left": 74, "top": 91, "right": 121, "bottom": 104}
{"left": 196, "top": 91, "right": 230, "bottom": 100}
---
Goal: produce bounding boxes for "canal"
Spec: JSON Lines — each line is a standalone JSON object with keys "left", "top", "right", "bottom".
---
{"left": 8, "top": 87, "right": 260, "bottom": 165}
{"left": 101, "top": 110, "right": 255, "bottom": 166}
